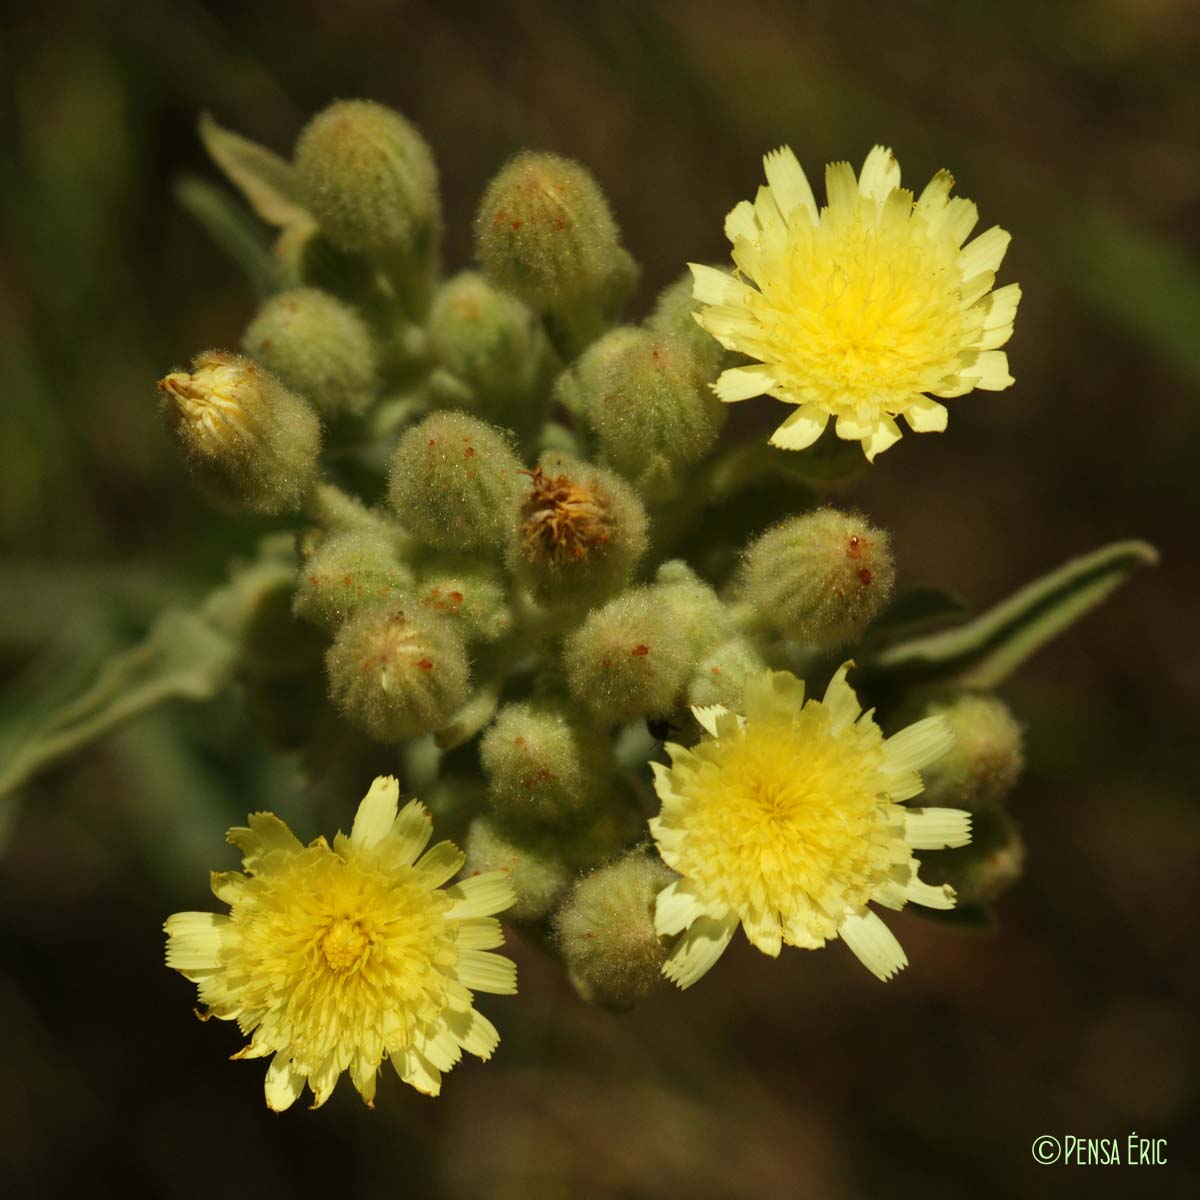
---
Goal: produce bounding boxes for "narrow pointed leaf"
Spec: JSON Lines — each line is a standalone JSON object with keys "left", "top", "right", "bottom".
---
{"left": 198, "top": 112, "right": 310, "bottom": 228}
{"left": 174, "top": 176, "right": 278, "bottom": 297}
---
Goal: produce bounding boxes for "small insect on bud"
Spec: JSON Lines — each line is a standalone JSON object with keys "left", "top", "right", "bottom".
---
{"left": 387, "top": 411, "right": 523, "bottom": 552}
{"left": 414, "top": 556, "right": 513, "bottom": 644}
{"left": 157, "top": 350, "right": 320, "bottom": 514}
{"left": 563, "top": 586, "right": 695, "bottom": 723}
{"left": 294, "top": 100, "right": 439, "bottom": 257}
{"left": 474, "top": 151, "right": 625, "bottom": 311}
{"left": 918, "top": 693, "right": 1025, "bottom": 812}
{"left": 324, "top": 601, "right": 469, "bottom": 742}
{"left": 479, "top": 701, "right": 614, "bottom": 827}
{"left": 646, "top": 268, "right": 727, "bottom": 377}
{"left": 581, "top": 329, "right": 726, "bottom": 499}
{"left": 686, "top": 635, "right": 769, "bottom": 710}
{"left": 292, "top": 529, "right": 415, "bottom": 632}
{"left": 242, "top": 287, "right": 379, "bottom": 419}
{"left": 464, "top": 817, "right": 570, "bottom": 921}
{"left": 554, "top": 851, "right": 674, "bottom": 1011}
{"left": 741, "top": 507, "right": 896, "bottom": 647}
{"left": 918, "top": 808, "right": 1025, "bottom": 905}
{"left": 507, "top": 451, "right": 648, "bottom": 609}
{"left": 426, "top": 272, "right": 553, "bottom": 439}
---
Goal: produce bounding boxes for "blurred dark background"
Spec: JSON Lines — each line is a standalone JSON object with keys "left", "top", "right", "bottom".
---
{"left": 1, "top": 1, "right": 1197, "bottom": 1196}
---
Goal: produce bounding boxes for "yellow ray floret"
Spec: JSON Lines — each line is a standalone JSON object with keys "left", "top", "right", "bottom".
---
{"left": 164, "top": 776, "right": 516, "bottom": 1110}
{"left": 691, "top": 145, "right": 1021, "bottom": 460}
{"left": 649, "top": 667, "right": 970, "bottom": 987}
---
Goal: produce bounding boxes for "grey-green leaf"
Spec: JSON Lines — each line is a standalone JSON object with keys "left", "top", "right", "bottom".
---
{"left": 174, "top": 176, "right": 279, "bottom": 297}
{"left": 0, "top": 609, "right": 238, "bottom": 802}
{"left": 198, "top": 112, "right": 311, "bottom": 229}
{"left": 865, "top": 540, "right": 1158, "bottom": 689}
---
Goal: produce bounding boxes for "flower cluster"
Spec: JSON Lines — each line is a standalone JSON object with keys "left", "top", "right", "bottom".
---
{"left": 147, "top": 99, "right": 1145, "bottom": 1110}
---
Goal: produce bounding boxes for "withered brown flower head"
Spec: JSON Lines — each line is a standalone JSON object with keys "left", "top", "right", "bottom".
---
{"left": 518, "top": 466, "right": 612, "bottom": 566}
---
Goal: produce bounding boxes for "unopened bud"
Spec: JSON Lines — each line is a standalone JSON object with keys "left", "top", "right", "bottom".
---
{"left": 647, "top": 268, "right": 726, "bottom": 376}
{"left": 508, "top": 451, "right": 648, "bottom": 609}
{"left": 426, "top": 272, "right": 553, "bottom": 438}
{"left": 157, "top": 350, "right": 320, "bottom": 514}
{"left": 581, "top": 329, "right": 725, "bottom": 498}
{"left": 293, "top": 529, "right": 415, "bottom": 631}
{"left": 554, "top": 851, "right": 673, "bottom": 1010}
{"left": 475, "top": 151, "right": 624, "bottom": 310}
{"left": 242, "top": 287, "right": 378, "bottom": 418}
{"left": 414, "top": 556, "right": 513, "bottom": 644}
{"left": 686, "top": 635, "right": 769, "bottom": 709}
{"left": 652, "top": 561, "right": 729, "bottom": 657}
{"left": 741, "top": 508, "right": 895, "bottom": 647}
{"left": 387, "top": 411, "right": 523, "bottom": 552}
{"left": 564, "top": 587, "right": 695, "bottom": 723}
{"left": 479, "top": 701, "right": 613, "bottom": 827}
{"left": 464, "top": 816, "right": 570, "bottom": 921}
{"left": 294, "top": 100, "right": 439, "bottom": 257}
{"left": 553, "top": 326, "right": 643, "bottom": 421}
{"left": 325, "top": 601, "right": 469, "bottom": 741}
{"left": 918, "top": 693, "right": 1025, "bottom": 812}
{"left": 918, "top": 808, "right": 1025, "bottom": 905}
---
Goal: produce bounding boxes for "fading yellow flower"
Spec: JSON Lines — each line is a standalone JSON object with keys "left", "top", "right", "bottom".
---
{"left": 691, "top": 146, "right": 1021, "bottom": 460}
{"left": 164, "top": 776, "right": 516, "bottom": 1109}
{"left": 649, "top": 667, "right": 970, "bottom": 987}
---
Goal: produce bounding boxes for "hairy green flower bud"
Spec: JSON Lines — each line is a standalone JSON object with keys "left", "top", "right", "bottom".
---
{"left": 387, "top": 411, "right": 523, "bottom": 551}
{"left": 554, "top": 326, "right": 643, "bottom": 421}
{"left": 918, "top": 693, "right": 1025, "bottom": 812}
{"left": 325, "top": 601, "right": 469, "bottom": 741}
{"left": 464, "top": 817, "right": 570, "bottom": 921}
{"left": 554, "top": 851, "right": 672, "bottom": 1010}
{"left": 294, "top": 100, "right": 439, "bottom": 257}
{"left": 242, "top": 287, "right": 379, "bottom": 418}
{"left": 686, "top": 635, "right": 769, "bottom": 709}
{"left": 581, "top": 329, "right": 725, "bottom": 498}
{"left": 653, "top": 561, "right": 729, "bottom": 657}
{"left": 157, "top": 350, "right": 320, "bottom": 514}
{"left": 293, "top": 529, "right": 415, "bottom": 631}
{"left": 507, "top": 451, "right": 648, "bottom": 609}
{"left": 414, "top": 556, "right": 513, "bottom": 644}
{"left": 741, "top": 508, "right": 895, "bottom": 647}
{"left": 647, "top": 269, "right": 726, "bottom": 376}
{"left": 479, "top": 701, "right": 613, "bottom": 827}
{"left": 919, "top": 809, "right": 1025, "bottom": 905}
{"left": 426, "top": 272, "right": 553, "bottom": 439}
{"left": 475, "top": 151, "right": 623, "bottom": 310}
{"left": 564, "top": 587, "right": 695, "bottom": 723}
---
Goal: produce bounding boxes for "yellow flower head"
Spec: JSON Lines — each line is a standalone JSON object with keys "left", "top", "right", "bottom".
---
{"left": 691, "top": 146, "right": 1021, "bottom": 460}
{"left": 164, "top": 777, "right": 516, "bottom": 1110}
{"left": 649, "top": 667, "right": 970, "bottom": 987}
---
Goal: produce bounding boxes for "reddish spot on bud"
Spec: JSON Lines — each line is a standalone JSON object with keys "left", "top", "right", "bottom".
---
{"left": 711, "top": 666, "right": 722, "bottom": 675}
{"left": 514, "top": 736, "right": 526, "bottom": 747}
{"left": 342, "top": 575, "right": 352, "bottom": 586}
{"left": 464, "top": 446, "right": 476, "bottom": 457}
{"left": 417, "top": 657, "right": 434, "bottom": 671}
{"left": 847, "top": 535, "right": 862, "bottom": 558}
{"left": 448, "top": 590, "right": 464, "bottom": 604}
{"left": 552, "top": 216, "right": 565, "bottom": 230}
{"left": 859, "top": 567, "right": 873, "bottom": 586}
{"left": 631, "top": 644, "right": 650, "bottom": 657}
{"left": 308, "top": 575, "right": 320, "bottom": 585}
{"left": 601, "top": 657, "right": 612, "bottom": 668}
{"left": 428, "top": 438, "right": 438, "bottom": 447}
{"left": 511, "top": 219, "right": 523, "bottom": 230}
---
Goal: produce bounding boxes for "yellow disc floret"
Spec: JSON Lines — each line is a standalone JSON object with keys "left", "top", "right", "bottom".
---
{"left": 691, "top": 146, "right": 1021, "bottom": 460}
{"left": 164, "top": 776, "right": 517, "bottom": 1109}
{"left": 650, "top": 667, "right": 972, "bottom": 987}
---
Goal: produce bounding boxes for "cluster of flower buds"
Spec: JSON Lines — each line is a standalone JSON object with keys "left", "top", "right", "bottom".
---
{"left": 154, "top": 97, "right": 1159, "bottom": 1098}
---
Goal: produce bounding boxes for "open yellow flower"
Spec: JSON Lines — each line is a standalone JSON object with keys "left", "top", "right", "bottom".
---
{"left": 691, "top": 146, "right": 1021, "bottom": 460}
{"left": 164, "top": 776, "right": 516, "bottom": 1109}
{"left": 649, "top": 667, "right": 970, "bottom": 987}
